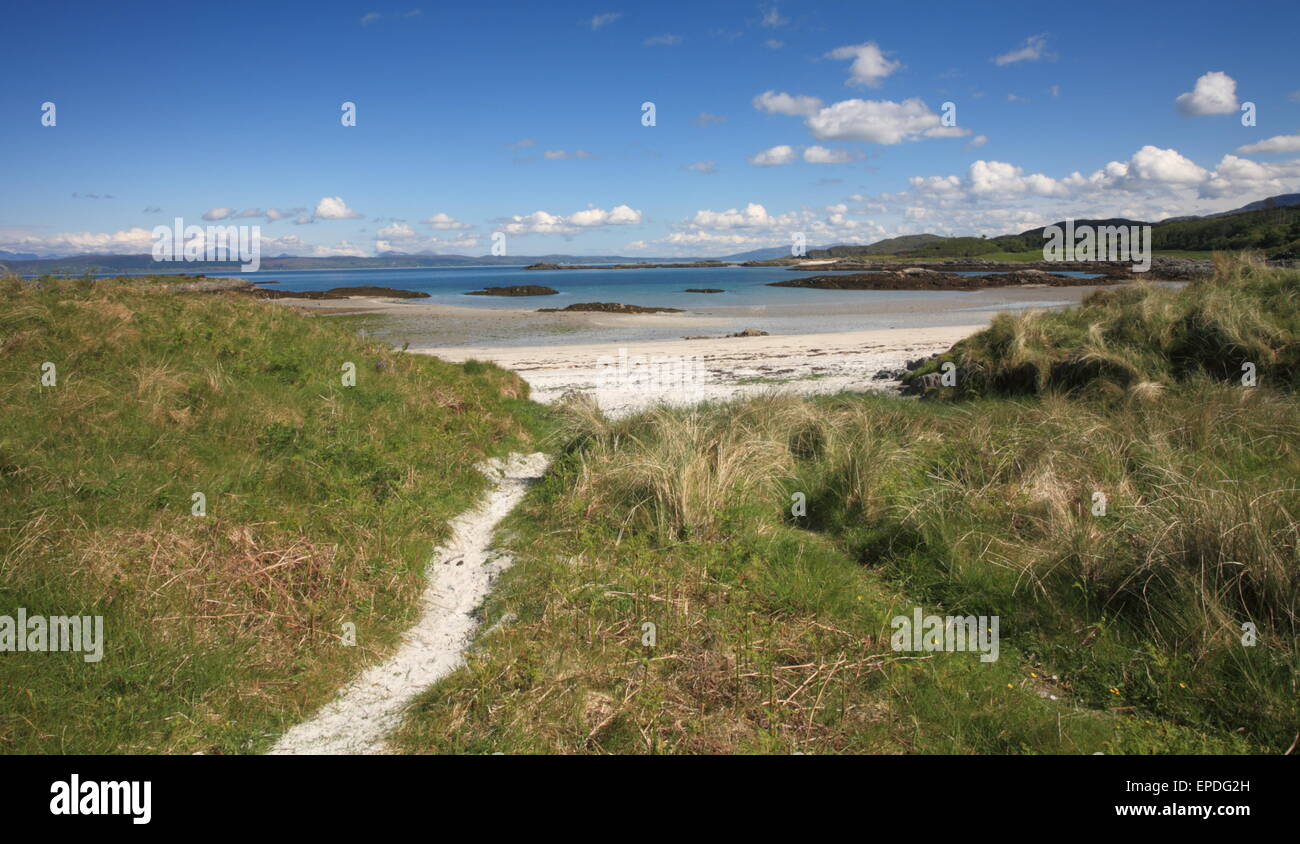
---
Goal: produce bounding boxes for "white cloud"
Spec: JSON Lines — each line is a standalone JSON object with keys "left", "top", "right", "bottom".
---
{"left": 1103, "top": 145, "right": 1211, "bottom": 186}
{"left": 826, "top": 42, "right": 901, "bottom": 87}
{"left": 629, "top": 200, "right": 893, "bottom": 257}
{"left": 569, "top": 205, "right": 641, "bottom": 226}
{"left": 753, "top": 90, "right": 823, "bottom": 116}
{"left": 805, "top": 98, "right": 953, "bottom": 145}
{"left": 499, "top": 205, "right": 642, "bottom": 236}
{"left": 803, "top": 145, "right": 855, "bottom": 164}
{"left": 0, "top": 226, "right": 157, "bottom": 256}
{"left": 924, "top": 126, "right": 972, "bottom": 139}
{"left": 376, "top": 223, "right": 416, "bottom": 239}
{"left": 585, "top": 12, "right": 621, "bottom": 30}
{"left": 764, "top": 39, "right": 784, "bottom": 49}
{"left": 1201, "top": 154, "right": 1300, "bottom": 198}
{"left": 371, "top": 227, "right": 480, "bottom": 254}
{"left": 500, "top": 211, "right": 570, "bottom": 236}
{"left": 314, "top": 196, "right": 362, "bottom": 219}
{"left": 692, "top": 112, "right": 727, "bottom": 126}
{"left": 202, "top": 207, "right": 233, "bottom": 221}
{"left": 880, "top": 143, "right": 1300, "bottom": 232}
{"left": 542, "top": 149, "right": 593, "bottom": 160}
{"left": 688, "top": 203, "right": 790, "bottom": 230}
{"left": 644, "top": 34, "right": 682, "bottom": 46}
{"left": 967, "top": 134, "right": 989, "bottom": 149}
{"left": 908, "top": 174, "right": 964, "bottom": 196}
{"left": 760, "top": 5, "right": 787, "bottom": 27}
{"left": 1175, "top": 71, "right": 1239, "bottom": 116}
{"left": 993, "top": 34, "right": 1050, "bottom": 66}
{"left": 1235, "top": 133, "right": 1300, "bottom": 155}
{"left": 422, "top": 212, "right": 472, "bottom": 230}
{"left": 904, "top": 160, "right": 1069, "bottom": 203}
{"left": 300, "top": 240, "right": 367, "bottom": 257}
{"left": 968, "top": 160, "right": 1069, "bottom": 198}
{"left": 749, "top": 145, "right": 797, "bottom": 166}
{"left": 686, "top": 160, "right": 717, "bottom": 174}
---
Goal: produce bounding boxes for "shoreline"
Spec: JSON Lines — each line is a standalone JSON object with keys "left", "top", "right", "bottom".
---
{"left": 265, "top": 280, "right": 1118, "bottom": 346}
{"left": 410, "top": 324, "right": 982, "bottom": 417}
{"left": 264, "top": 284, "right": 1117, "bottom": 417}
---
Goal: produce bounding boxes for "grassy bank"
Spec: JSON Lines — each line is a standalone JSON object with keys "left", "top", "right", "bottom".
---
{"left": 907, "top": 253, "right": 1299, "bottom": 397}
{"left": 392, "top": 257, "right": 1297, "bottom": 754}
{"left": 0, "top": 275, "right": 545, "bottom": 753}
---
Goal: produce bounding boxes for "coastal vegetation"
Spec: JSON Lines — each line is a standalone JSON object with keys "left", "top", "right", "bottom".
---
{"left": 0, "top": 273, "right": 546, "bottom": 753}
{"left": 803, "top": 204, "right": 1300, "bottom": 261}
{"left": 769, "top": 267, "right": 1124, "bottom": 291}
{"left": 4, "top": 256, "right": 1294, "bottom": 755}
{"left": 393, "top": 254, "right": 1297, "bottom": 754}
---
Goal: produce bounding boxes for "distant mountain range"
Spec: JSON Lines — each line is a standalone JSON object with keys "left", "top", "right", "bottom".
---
{"left": 1167, "top": 192, "right": 1300, "bottom": 222}
{"left": 5, "top": 194, "right": 1299, "bottom": 274}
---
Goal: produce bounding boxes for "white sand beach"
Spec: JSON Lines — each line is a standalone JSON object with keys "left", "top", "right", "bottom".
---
{"left": 263, "top": 286, "right": 1104, "bottom": 415}
{"left": 412, "top": 324, "right": 980, "bottom": 416}
{"left": 265, "top": 285, "right": 1122, "bottom": 416}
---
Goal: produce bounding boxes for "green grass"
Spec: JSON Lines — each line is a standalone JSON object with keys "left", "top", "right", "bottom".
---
{"left": 0, "top": 274, "right": 547, "bottom": 753}
{"left": 391, "top": 258, "right": 1296, "bottom": 755}
{"left": 906, "top": 253, "right": 1300, "bottom": 398}
{"left": 7, "top": 260, "right": 1294, "bottom": 756}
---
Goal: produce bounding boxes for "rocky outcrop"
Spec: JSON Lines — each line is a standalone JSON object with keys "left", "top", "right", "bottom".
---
{"left": 250, "top": 285, "right": 430, "bottom": 299}
{"left": 536, "top": 302, "right": 684, "bottom": 314}
{"left": 769, "top": 268, "right": 1125, "bottom": 291}
{"left": 465, "top": 285, "right": 558, "bottom": 296}
{"left": 1146, "top": 257, "right": 1213, "bottom": 280}
{"left": 524, "top": 261, "right": 733, "bottom": 271}
{"left": 901, "top": 372, "right": 946, "bottom": 395}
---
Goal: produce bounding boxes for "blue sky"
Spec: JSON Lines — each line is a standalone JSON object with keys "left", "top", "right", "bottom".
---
{"left": 3, "top": 0, "right": 1298, "bottom": 258}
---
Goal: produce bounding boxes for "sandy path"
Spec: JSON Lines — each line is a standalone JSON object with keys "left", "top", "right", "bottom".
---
{"left": 269, "top": 452, "right": 551, "bottom": 755}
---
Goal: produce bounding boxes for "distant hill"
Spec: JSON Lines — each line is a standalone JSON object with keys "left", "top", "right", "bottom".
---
{"left": 806, "top": 234, "right": 946, "bottom": 258}
{"left": 1207, "top": 193, "right": 1300, "bottom": 218}
{"left": 0, "top": 250, "right": 40, "bottom": 261}
{"left": 807, "top": 199, "right": 1300, "bottom": 260}
{"left": 717, "top": 245, "right": 802, "bottom": 261}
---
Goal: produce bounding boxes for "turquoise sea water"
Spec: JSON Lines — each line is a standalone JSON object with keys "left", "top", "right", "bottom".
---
{"left": 168, "top": 264, "right": 1103, "bottom": 311}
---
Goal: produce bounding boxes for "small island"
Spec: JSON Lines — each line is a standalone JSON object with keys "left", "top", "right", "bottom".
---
{"left": 684, "top": 288, "right": 725, "bottom": 293}
{"left": 465, "top": 285, "right": 559, "bottom": 297}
